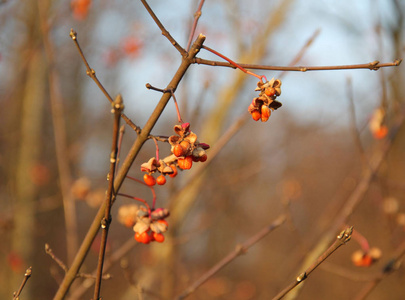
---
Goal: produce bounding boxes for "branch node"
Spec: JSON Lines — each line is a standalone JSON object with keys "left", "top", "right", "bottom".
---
{"left": 337, "top": 226, "right": 353, "bottom": 244}
{"left": 394, "top": 59, "right": 403, "bottom": 66}
{"left": 69, "top": 28, "right": 77, "bottom": 40}
{"left": 86, "top": 69, "right": 95, "bottom": 77}
{"left": 296, "top": 272, "right": 307, "bottom": 282}
{"left": 111, "top": 94, "right": 124, "bottom": 113}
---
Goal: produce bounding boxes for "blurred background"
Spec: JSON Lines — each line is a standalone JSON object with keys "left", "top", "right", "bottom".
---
{"left": 0, "top": 0, "right": 404, "bottom": 299}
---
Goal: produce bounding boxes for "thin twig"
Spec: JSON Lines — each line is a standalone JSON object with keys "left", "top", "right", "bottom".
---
{"left": 176, "top": 214, "right": 286, "bottom": 300}
{"left": 140, "top": 0, "right": 187, "bottom": 56}
{"left": 45, "top": 243, "right": 111, "bottom": 281}
{"left": 67, "top": 238, "right": 137, "bottom": 300}
{"left": 272, "top": 227, "right": 353, "bottom": 300}
{"left": 93, "top": 95, "right": 123, "bottom": 300}
{"left": 13, "top": 266, "right": 32, "bottom": 300}
{"left": 186, "top": 0, "right": 205, "bottom": 51}
{"left": 194, "top": 57, "right": 402, "bottom": 72}
{"left": 45, "top": 243, "right": 68, "bottom": 273}
{"left": 69, "top": 29, "right": 141, "bottom": 135}
{"left": 354, "top": 240, "right": 405, "bottom": 300}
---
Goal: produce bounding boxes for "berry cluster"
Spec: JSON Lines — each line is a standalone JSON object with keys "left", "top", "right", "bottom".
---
{"left": 351, "top": 247, "right": 382, "bottom": 267}
{"left": 141, "top": 123, "right": 209, "bottom": 186}
{"left": 248, "top": 78, "right": 282, "bottom": 122}
{"left": 118, "top": 204, "right": 170, "bottom": 244}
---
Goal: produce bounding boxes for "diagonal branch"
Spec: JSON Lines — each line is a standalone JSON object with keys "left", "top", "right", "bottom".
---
{"left": 272, "top": 227, "right": 353, "bottom": 300}
{"left": 176, "top": 214, "right": 286, "bottom": 300}
{"left": 140, "top": 0, "right": 187, "bottom": 56}
{"left": 93, "top": 95, "right": 123, "bottom": 300}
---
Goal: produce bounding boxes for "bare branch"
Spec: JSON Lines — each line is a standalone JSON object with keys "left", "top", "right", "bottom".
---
{"left": 176, "top": 214, "right": 286, "bottom": 300}
{"left": 140, "top": 0, "right": 187, "bottom": 56}
{"left": 272, "top": 227, "right": 353, "bottom": 300}
{"left": 13, "top": 267, "right": 32, "bottom": 300}
{"left": 194, "top": 57, "right": 402, "bottom": 72}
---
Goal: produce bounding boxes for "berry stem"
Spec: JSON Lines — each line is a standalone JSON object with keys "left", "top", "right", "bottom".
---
{"left": 118, "top": 193, "right": 152, "bottom": 218}
{"left": 169, "top": 90, "right": 184, "bottom": 123}
{"left": 126, "top": 175, "right": 157, "bottom": 209}
{"left": 152, "top": 137, "right": 160, "bottom": 161}
{"left": 351, "top": 228, "right": 370, "bottom": 253}
{"left": 202, "top": 45, "right": 266, "bottom": 82}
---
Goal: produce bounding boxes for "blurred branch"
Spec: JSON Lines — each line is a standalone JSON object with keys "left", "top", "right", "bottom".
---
{"left": 140, "top": 0, "right": 187, "bottom": 56}
{"left": 38, "top": 1, "right": 78, "bottom": 264}
{"left": 272, "top": 227, "right": 353, "bottom": 300}
{"left": 279, "top": 28, "right": 321, "bottom": 79}
{"left": 346, "top": 77, "right": 366, "bottom": 165}
{"left": 13, "top": 267, "right": 32, "bottom": 300}
{"left": 176, "top": 214, "right": 286, "bottom": 300}
{"left": 93, "top": 95, "right": 123, "bottom": 300}
{"left": 194, "top": 58, "right": 402, "bottom": 72}
{"left": 186, "top": 0, "right": 205, "bottom": 51}
{"left": 354, "top": 240, "right": 405, "bottom": 300}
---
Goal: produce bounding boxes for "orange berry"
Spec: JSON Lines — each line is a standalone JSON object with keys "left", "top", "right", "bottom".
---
{"left": 178, "top": 156, "right": 193, "bottom": 170}
{"left": 250, "top": 109, "right": 261, "bottom": 121}
{"left": 261, "top": 105, "right": 271, "bottom": 122}
{"left": 158, "top": 219, "right": 169, "bottom": 229}
{"left": 169, "top": 165, "right": 178, "bottom": 178}
{"left": 156, "top": 175, "right": 166, "bottom": 185}
{"left": 134, "top": 231, "right": 151, "bottom": 244}
{"left": 173, "top": 144, "right": 184, "bottom": 157}
{"left": 153, "top": 232, "right": 165, "bottom": 243}
{"left": 265, "top": 87, "right": 276, "bottom": 97}
{"left": 143, "top": 174, "right": 156, "bottom": 186}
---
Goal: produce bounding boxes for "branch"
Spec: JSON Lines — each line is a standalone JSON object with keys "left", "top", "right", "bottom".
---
{"left": 186, "top": 0, "right": 205, "bottom": 51}
{"left": 93, "top": 95, "right": 123, "bottom": 300}
{"left": 176, "top": 214, "right": 286, "bottom": 300}
{"left": 13, "top": 267, "right": 32, "bottom": 300}
{"left": 140, "top": 0, "right": 187, "bottom": 56}
{"left": 193, "top": 58, "right": 402, "bottom": 72}
{"left": 53, "top": 33, "right": 206, "bottom": 300}
{"left": 272, "top": 227, "right": 353, "bottom": 300}
{"left": 69, "top": 29, "right": 141, "bottom": 135}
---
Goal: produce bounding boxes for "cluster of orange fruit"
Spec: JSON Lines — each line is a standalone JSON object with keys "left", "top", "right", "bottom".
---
{"left": 141, "top": 123, "right": 209, "bottom": 186}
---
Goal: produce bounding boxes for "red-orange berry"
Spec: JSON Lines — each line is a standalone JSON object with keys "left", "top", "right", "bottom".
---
{"left": 143, "top": 174, "right": 156, "bottom": 186}
{"left": 169, "top": 165, "right": 178, "bottom": 178}
{"left": 156, "top": 175, "right": 166, "bottom": 185}
{"left": 158, "top": 219, "right": 169, "bottom": 229}
{"left": 153, "top": 232, "right": 165, "bottom": 243}
{"left": 261, "top": 105, "right": 271, "bottom": 122}
{"left": 251, "top": 109, "right": 261, "bottom": 121}
{"left": 265, "top": 87, "right": 276, "bottom": 97}
{"left": 134, "top": 231, "right": 151, "bottom": 244}
{"left": 173, "top": 144, "right": 184, "bottom": 157}
{"left": 178, "top": 156, "right": 193, "bottom": 170}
